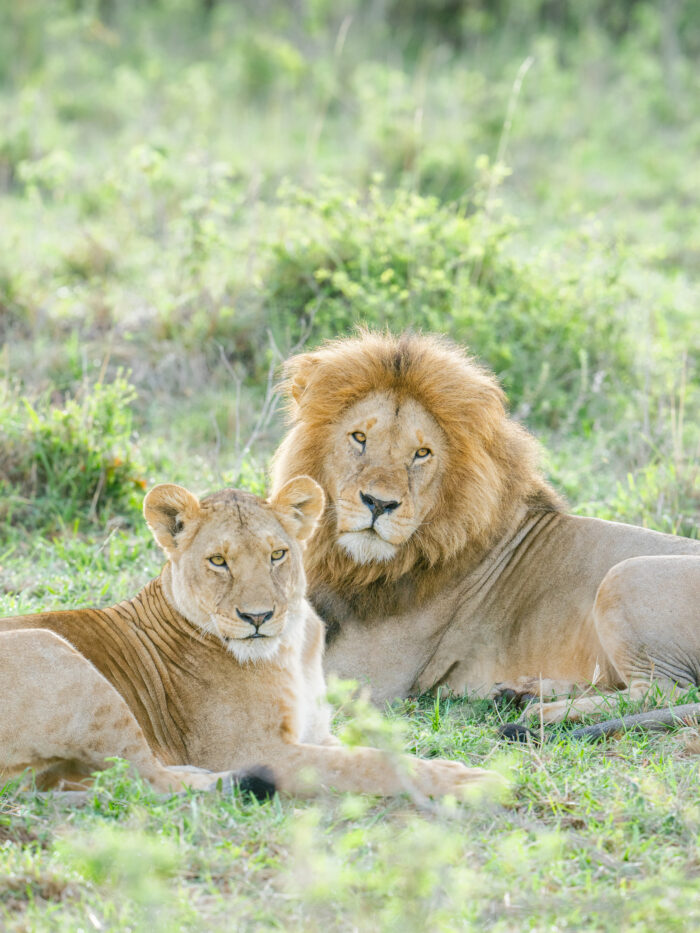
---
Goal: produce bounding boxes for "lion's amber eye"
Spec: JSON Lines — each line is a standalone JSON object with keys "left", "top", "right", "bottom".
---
{"left": 351, "top": 431, "right": 366, "bottom": 445}
{"left": 271, "top": 548, "right": 287, "bottom": 562}
{"left": 415, "top": 447, "right": 432, "bottom": 460}
{"left": 209, "top": 555, "right": 226, "bottom": 567}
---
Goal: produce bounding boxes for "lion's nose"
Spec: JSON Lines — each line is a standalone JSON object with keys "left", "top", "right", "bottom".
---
{"left": 360, "top": 491, "right": 401, "bottom": 520}
{"left": 235, "top": 608, "right": 274, "bottom": 630}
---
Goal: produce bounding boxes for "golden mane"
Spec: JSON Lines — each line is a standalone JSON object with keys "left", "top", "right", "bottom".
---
{"left": 273, "top": 331, "right": 561, "bottom": 604}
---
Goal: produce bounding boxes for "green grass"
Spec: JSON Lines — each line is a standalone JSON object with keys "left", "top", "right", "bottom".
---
{"left": 4, "top": 694, "right": 700, "bottom": 931}
{"left": 2, "top": 1, "right": 700, "bottom": 930}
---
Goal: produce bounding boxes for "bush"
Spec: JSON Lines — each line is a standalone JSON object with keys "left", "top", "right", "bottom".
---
{"left": 578, "top": 454, "right": 700, "bottom": 538}
{"left": 0, "top": 375, "right": 145, "bottom": 532}
{"left": 253, "top": 180, "right": 634, "bottom": 428}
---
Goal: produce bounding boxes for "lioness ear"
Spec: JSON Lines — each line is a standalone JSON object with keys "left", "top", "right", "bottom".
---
{"left": 269, "top": 476, "right": 325, "bottom": 542}
{"left": 283, "top": 352, "right": 319, "bottom": 407}
{"left": 143, "top": 484, "right": 201, "bottom": 553}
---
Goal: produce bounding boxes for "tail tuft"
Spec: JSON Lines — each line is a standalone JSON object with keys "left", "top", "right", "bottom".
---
{"left": 235, "top": 766, "right": 276, "bottom": 801}
{"left": 498, "top": 722, "right": 536, "bottom": 743}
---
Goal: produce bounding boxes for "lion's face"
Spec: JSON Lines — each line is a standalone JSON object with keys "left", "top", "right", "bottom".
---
{"left": 143, "top": 478, "right": 324, "bottom": 663}
{"left": 325, "top": 391, "right": 447, "bottom": 564}
{"left": 272, "top": 332, "right": 556, "bottom": 592}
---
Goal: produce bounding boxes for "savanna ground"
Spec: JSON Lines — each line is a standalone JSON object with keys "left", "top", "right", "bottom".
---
{"left": 1, "top": 1, "right": 700, "bottom": 929}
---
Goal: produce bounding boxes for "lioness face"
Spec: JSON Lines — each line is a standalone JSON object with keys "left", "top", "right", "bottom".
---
{"left": 326, "top": 391, "right": 446, "bottom": 564}
{"left": 144, "top": 478, "right": 324, "bottom": 663}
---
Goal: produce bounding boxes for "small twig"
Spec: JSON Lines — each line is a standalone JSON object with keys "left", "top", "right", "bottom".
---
{"left": 94, "top": 525, "right": 119, "bottom": 556}
{"left": 88, "top": 469, "right": 106, "bottom": 522}
{"left": 501, "top": 701, "right": 700, "bottom": 743}
{"left": 217, "top": 344, "right": 242, "bottom": 454}
{"left": 568, "top": 702, "right": 700, "bottom": 741}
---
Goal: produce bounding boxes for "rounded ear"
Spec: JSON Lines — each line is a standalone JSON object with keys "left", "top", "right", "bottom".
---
{"left": 143, "top": 484, "right": 200, "bottom": 554}
{"left": 268, "top": 476, "right": 325, "bottom": 542}
{"left": 282, "top": 352, "right": 319, "bottom": 407}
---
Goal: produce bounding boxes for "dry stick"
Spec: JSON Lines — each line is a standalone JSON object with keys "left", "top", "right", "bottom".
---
{"left": 307, "top": 14, "right": 353, "bottom": 165}
{"left": 500, "top": 701, "right": 700, "bottom": 743}
{"left": 485, "top": 54, "right": 534, "bottom": 215}
{"left": 568, "top": 702, "right": 700, "bottom": 741}
{"left": 470, "top": 55, "right": 534, "bottom": 286}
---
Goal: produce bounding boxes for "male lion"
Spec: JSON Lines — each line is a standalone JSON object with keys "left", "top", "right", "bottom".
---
{"left": 271, "top": 331, "right": 700, "bottom": 721}
{"left": 0, "top": 475, "right": 492, "bottom": 797}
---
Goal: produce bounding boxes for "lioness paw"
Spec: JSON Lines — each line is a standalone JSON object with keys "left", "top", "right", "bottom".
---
{"left": 162, "top": 764, "right": 231, "bottom": 792}
{"left": 411, "top": 758, "right": 504, "bottom": 799}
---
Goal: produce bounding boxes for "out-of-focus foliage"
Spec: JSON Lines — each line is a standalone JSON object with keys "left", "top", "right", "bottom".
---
{"left": 1, "top": 0, "right": 698, "bottom": 532}
{"left": 0, "top": 0, "right": 698, "bottom": 529}
{"left": 257, "top": 181, "right": 632, "bottom": 427}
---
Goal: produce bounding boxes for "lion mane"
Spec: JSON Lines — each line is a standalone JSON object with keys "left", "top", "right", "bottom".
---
{"left": 273, "top": 331, "right": 562, "bottom": 608}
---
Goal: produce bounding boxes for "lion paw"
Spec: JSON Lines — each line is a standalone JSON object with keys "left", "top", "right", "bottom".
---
{"left": 411, "top": 758, "right": 503, "bottom": 799}
{"left": 162, "top": 764, "right": 228, "bottom": 792}
{"left": 491, "top": 684, "right": 538, "bottom": 710}
{"left": 491, "top": 677, "right": 579, "bottom": 711}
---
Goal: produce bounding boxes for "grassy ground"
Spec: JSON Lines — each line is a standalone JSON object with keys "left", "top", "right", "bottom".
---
{"left": 2, "top": 2, "right": 700, "bottom": 930}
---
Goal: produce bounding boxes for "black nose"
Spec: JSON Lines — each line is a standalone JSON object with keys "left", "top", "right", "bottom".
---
{"left": 360, "top": 491, "right": 401, "bottom": 521}
{"left": 236, "top": 608, "right": 274, "bottom": 629}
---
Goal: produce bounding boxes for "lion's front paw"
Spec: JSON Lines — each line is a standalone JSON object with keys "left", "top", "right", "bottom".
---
{"left": 410, "top": 758, "right": 503, "bottom": 799}
{"left": 491, "top": 681, "right": 539, "bottom": 710}
{"left": 491, "top": 677, "right": 579, "bottom": 711}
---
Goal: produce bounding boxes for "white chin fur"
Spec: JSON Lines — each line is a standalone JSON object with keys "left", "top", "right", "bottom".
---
{"left": 226, "top": 637, "right": 281, "bottom": 664}
{"left": 337, "top": 531, "right": 398, "bottom": 564}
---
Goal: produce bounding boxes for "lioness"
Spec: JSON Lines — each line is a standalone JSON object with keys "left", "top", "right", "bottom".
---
{"left": 271, "top": 331, "right": 700, "bottom": 721}
{"left": 0, "top": 476, "right": 492, "bottom": 797}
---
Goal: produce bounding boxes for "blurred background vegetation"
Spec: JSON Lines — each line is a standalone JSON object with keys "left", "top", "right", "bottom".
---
{"left": 1, "top": 0, "right": 699, "bottom": 539}
{"left": 2, "top": 4, "right": 700, "bottom": 931}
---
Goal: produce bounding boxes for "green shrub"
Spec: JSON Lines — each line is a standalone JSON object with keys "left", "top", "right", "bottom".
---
{"left": 578, "top": 455, "right": 700, "bottom": 538}
{"left": 254, "top": 180, "right": 633, "bottom": 427}
{"left": 0, "top": 375, "right": 145, "bottom": 532}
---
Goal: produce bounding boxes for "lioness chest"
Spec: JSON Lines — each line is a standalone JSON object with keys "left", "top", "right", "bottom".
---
{"left": 139, "top": 647, "right": 322, "bottom": 772}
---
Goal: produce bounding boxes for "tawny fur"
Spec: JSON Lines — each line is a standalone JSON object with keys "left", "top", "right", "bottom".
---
{"left": 271, "top": 331, "right": 700, "bottom": 720}
{"left": 0, "top": 476, "right": 495, "bottom": 796}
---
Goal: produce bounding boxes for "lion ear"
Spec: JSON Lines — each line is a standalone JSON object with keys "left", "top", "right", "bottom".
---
{"left": 143, "top": 484, "right": 201, "bottom": 554}
{"left": 283, "top": 352, "right": 319, "bottom": 407}
{"left": 269, "top": 476, "right": 325, "bottom": 542}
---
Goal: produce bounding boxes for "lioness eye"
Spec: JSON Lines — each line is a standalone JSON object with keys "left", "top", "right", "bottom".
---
{"left": 271, "top": 548, "right": 287, "bottom": 562}
{"left": 350, "top": 431, "right": 366, "bottom": 446}
{"left": 209, "top": 555, "right": 226, "bottom": 567}
{"left": 415, "top": 447, "right": 432, "bottom": 460}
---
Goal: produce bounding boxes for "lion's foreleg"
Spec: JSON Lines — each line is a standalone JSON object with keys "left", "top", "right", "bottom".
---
{"left": 266, "top": 742, "right": 498, "bottom": 799}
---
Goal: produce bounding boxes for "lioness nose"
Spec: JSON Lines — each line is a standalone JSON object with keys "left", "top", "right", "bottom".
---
{"left": 360, "top": 491, "right": 401, "bottom": 519}
{"left": 236, "top": 608, "right": 274, "bottom": 629}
